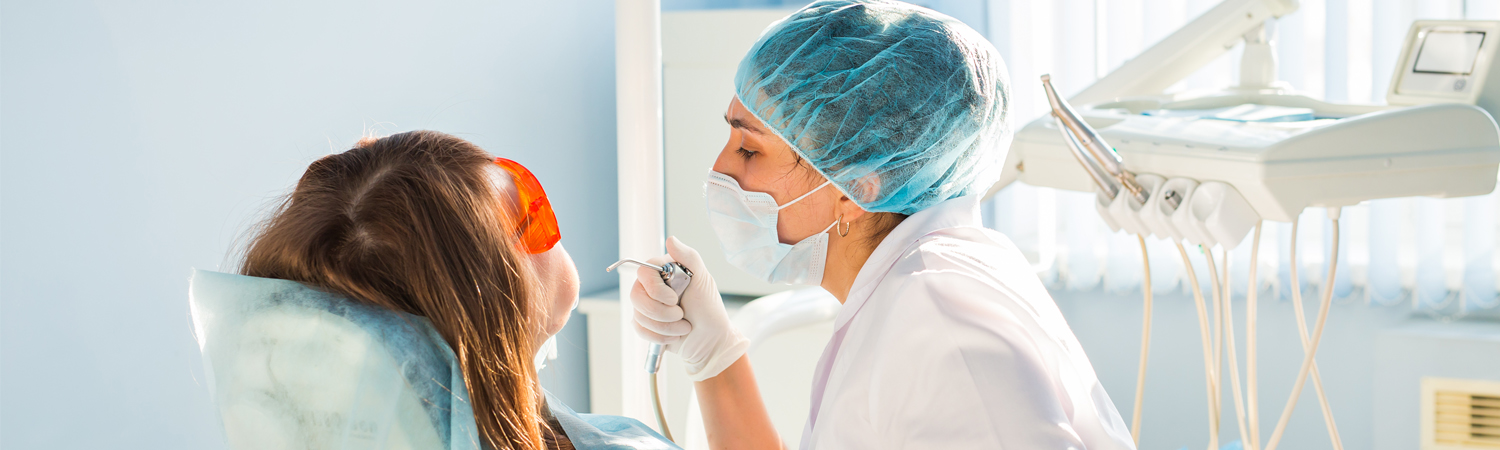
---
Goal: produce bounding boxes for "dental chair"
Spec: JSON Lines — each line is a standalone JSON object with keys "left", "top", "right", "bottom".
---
{"left": 189, "top": 269, "right": 480, "bottom": 450}
{"left": 191, "top": 270, "right": 679, "bottom": 450}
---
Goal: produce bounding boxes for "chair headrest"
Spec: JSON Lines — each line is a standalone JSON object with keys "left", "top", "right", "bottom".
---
{"left": 189, "top": 269, "right": 480, "bottom": 449}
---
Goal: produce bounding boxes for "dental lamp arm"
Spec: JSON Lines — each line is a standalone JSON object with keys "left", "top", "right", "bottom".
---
{"left": 1070, "top": 0, "right": 1298, "bottom": 105}
{"left": 985, "top": 0, "right": 1299, "bottom": 198}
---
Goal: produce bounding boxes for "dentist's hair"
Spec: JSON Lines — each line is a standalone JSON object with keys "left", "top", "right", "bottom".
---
{"left": 238, "top": 130, "right": 563, "bottom": 449}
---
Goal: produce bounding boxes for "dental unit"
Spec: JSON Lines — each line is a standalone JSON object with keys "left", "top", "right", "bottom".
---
{"left": 1003, "top": 0, "right": 1500, "bottom": 448}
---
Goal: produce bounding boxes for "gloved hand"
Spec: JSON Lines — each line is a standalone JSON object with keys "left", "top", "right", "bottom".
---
{"left": 631, "top": 236, "right": 749, "bottom": 381}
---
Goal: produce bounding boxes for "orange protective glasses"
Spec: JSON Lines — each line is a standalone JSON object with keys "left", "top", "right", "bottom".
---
{"left": 494, "top": 157, "right": 561, "bottom": 254}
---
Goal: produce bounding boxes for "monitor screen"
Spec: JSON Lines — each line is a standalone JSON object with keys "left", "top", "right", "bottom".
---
{"left": 1414, "top": 31, "right": 1486, "bottom": 75}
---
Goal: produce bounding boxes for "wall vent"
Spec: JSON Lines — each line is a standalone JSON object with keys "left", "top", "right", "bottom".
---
{"left": 1424, "top": 377, "right": 1500, "bottom": 449}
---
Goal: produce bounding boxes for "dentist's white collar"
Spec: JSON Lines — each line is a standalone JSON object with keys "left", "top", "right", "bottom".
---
{"left": 833, "top": 195, "right": 983, "bottom": 329}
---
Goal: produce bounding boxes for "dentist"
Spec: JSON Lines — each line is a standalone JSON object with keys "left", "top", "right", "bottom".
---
{"left": 630, "top": 1, "right": 1134, "bottom": 448}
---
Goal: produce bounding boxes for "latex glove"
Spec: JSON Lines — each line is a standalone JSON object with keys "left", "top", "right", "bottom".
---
{"left": 630, "top": 236, "right": 749, "bottom": 381}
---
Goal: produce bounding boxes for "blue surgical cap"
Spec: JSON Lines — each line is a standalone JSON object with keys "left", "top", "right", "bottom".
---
{"left": 735, "top": 0, "right": 1011, "bottom": 215}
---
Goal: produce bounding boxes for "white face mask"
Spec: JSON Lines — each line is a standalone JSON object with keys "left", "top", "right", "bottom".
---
{"left": 535, "top": 336, "right": 557, "bottom": 371}
{"left": 704, "top": 170, "right": 836, "bottom": 286}
{"left": 535, "top": 292, "right": 578, "bottom": 372}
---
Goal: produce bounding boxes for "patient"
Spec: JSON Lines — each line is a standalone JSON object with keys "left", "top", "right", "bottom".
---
{"left": 217, "top": 130, "right": 669, "bottom": 449}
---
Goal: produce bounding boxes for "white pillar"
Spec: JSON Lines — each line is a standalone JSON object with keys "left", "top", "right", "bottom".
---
{"left": 615, "top": 0, "right": 664, "bottom": 428}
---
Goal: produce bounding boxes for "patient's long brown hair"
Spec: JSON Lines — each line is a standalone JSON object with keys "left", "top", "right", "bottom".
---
{"left": 239, "top": 130, "right": 554, "bottom": 449}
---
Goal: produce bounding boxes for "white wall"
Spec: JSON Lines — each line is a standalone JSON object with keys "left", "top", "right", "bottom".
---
{"left": 0, "top": 1, "right": 616, "bottom": 447}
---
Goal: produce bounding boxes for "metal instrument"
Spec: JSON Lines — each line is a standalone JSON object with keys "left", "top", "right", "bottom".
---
{"left": 1042, "top": 74, "right": 1170, "bottom": 208}
{"left": 607, "top": 258, "right": 693, "bottom": 442}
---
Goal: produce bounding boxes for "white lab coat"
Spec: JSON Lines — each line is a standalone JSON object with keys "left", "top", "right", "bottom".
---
{"left": 800, "top": 195, "right": 1135, "bottom": 450}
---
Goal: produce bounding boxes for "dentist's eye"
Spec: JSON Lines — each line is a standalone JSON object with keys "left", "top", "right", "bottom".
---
{"left": 736, "top": 148, "right": 757, "bottom": 159}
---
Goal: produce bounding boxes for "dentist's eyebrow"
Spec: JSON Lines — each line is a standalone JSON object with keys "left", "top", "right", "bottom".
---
{"left": 724, "top": 113, "right": 766, "bottom": 136}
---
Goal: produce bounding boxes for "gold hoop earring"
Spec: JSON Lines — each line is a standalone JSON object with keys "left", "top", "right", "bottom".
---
{"left": 837, "top": 213, "right": 851, "bottom": 237}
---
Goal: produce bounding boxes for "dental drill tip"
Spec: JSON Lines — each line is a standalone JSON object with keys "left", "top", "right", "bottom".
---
{"left": 608, "top": 259, "right": 664, "bottom": 273}
{"left": 1041, "top": 74, "right": 1051, "bottom": 82}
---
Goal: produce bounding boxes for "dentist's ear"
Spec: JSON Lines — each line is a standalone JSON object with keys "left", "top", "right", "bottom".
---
{"left": 836, "top": 173, "right": 883, "bottom": 229}
{"left": 835, "top": 195, "right": 869, "bottom": 230}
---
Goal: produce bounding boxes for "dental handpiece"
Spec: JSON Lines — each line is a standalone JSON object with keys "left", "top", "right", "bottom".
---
{"left": 607, "top": 259, "right": 693, "bottom": 374}
{"left": 1041, "top": 74, "right": 1151, "bottom": 205}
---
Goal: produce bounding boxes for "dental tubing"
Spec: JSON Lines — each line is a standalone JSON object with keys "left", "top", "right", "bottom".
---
{"left": 1214, "top": 250, "right": 1251, "bottom": 449}
{"left": 1246, "top": 223, "right": 1263, "bottom": 450}
{"left": 1168, "top": 214, "right": 1346, "bottom": 450}
{"left": 1177, "top": 242, "right": 1220, "bottom": 450}
{"left": 649, "top": 372, "right": 672, "bottom": 443}
{"left": 1265, "top": 210, "right": 1344, "bottom": 450}
{"left": 1132, "top": 235, "right": 1153, "bottom": 446}
{"left": 1208, "top": 247, "right": 1224, "bottom": 443}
